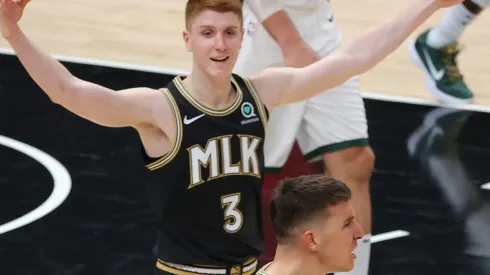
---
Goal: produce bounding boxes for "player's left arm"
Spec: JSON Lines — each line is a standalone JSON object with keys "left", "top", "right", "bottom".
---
{"left": 251, "top": 0, "right": 457, "bottom": 111}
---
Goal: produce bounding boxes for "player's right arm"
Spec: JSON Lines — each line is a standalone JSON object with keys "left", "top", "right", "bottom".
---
{"left": 1, "top": 0, "right": 159, "bottom": 129}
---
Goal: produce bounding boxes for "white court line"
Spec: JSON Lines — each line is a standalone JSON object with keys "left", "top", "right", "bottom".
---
{"left": 371, "top": 230, "right": 410, "bottom": 243}
{"left": 1, "top": 47, "right": 490, "bottom": 114}
{"left": 0, "top": 135, "right": 72, "bottom": 235}
{"left": 481, "top": 182, "right": 490, "bottom": 190}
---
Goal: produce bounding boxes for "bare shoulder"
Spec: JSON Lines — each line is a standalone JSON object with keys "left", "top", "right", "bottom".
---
{"left": 129, "top": 86, "right": 179, "bottom": 159}
{"left": 122, "top": 86, "right": 174, "bottom": 129}
{"left": 118, "top": 86, "right": 166, "bottom": 107}
{"left": 248, "top": 67, "right": 296, "bottom": 111}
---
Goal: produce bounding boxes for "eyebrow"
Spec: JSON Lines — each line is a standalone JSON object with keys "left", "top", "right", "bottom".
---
{"left": 199, "top": 25, "right": 239, "bottom": 30}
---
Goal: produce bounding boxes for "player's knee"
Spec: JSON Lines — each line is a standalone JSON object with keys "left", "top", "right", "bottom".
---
{"left": 324, "top": 146, "right": 375, "bottom": 185}
{"left": 348, "top": 147, "right": 374, "bottom": 185}
{"left": 356, "top": 147, "right": 375, "bottom": 182}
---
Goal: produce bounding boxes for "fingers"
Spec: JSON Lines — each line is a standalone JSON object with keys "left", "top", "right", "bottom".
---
{"left": 18, "top": 0, "right": 29, "bottom": 8}
{"left": 9, "top": 0, "right": 29, "bottom": 8}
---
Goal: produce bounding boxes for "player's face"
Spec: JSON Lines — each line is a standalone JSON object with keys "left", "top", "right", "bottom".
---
{"left": 308, "top": 201, "right": 364, "bottom": 272}
{"left": 183, "top": 10, "right": 243, "bottom": 78}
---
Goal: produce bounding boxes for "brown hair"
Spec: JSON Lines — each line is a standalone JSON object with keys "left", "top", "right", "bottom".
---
{"left": 270, "top": 174, "right": 352, "bottom": 243}
{"left": 185, "top": 0, "right": 243, "bottom": 30}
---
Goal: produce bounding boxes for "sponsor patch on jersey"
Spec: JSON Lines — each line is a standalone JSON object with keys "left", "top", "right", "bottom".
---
{"left": 241, "top": 102, "right": 259, "bottom": 125}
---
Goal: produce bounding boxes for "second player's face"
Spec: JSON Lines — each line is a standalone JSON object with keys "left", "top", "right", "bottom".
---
{"left": 313, "top": 201, "right": 364, "bottom": 272}
{"left": 184, "top": 10, "right": 243, "bottom": 77}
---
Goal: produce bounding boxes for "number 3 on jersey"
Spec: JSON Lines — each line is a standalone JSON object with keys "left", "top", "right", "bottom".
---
{"left": 221, "top": 193, "right": 243, "bottom": 233}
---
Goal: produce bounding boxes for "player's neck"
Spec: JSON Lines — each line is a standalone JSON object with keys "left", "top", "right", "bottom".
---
{"left": 266, "top": 246, "right": 330, "bottom": 275}
{"left": 183, "top": 68, "right": 235, "bottom": 109}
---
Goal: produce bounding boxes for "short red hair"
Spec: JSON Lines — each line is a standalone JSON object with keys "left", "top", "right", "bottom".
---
{"left": 185, "top": 0, "right": 243, "bottom": 30}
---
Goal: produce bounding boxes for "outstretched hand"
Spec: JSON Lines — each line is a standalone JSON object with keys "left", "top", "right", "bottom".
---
{"left": 0, "top": 0, "right": 30, "bottom": 38}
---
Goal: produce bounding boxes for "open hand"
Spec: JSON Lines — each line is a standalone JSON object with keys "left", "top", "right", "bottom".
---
{"left": 0, "top": 0, "right": 30, "bottom": 37}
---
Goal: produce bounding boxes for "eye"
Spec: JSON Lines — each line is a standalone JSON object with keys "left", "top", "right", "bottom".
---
{"left": 226, "top": 29, "right": 236, "bottom": 36}
{"left": 202, "top": 30, "right": 213, "bottom": 37}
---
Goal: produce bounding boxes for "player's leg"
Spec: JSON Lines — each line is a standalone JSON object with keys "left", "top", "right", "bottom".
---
{"left": 297, "top": 76, "right": 374, "bottom": 275}
{"left": 409, "top": 0, "right": 489, "bottom": 104}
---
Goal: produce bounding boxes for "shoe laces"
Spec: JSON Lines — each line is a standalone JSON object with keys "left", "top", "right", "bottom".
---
{"left": 441, "top": 43, "right": 464, "bottom": 82}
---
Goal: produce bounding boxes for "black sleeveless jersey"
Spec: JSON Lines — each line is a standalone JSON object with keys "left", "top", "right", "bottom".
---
{"left": 142, "top": 74, "right": 268, "bottom": 266}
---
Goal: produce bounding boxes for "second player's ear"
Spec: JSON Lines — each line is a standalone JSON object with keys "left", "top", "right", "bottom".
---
{"left": 301, "top": 230, "right": 318, "bottom": 251}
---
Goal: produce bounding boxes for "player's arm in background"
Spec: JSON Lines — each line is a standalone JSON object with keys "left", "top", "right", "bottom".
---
{"left": 0, "top": 0, "right": 165, "bottom": 129}
{"left": 251, "top": 0, "right": 460, "bottom": 110}
{"left": 247, "top": 0, "right": 319, "bottom": 68}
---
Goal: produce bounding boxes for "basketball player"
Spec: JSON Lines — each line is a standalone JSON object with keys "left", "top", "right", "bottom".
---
{"left": 257, "top": 174, "right": 364, "bottom": 275}
{"left": 234, "top": 2, "right": 374, "bottom": 274}
{"left": 0, "top": 0, "right": 463, "bottom": 273}
{"left": 409, "top": 0, "right": 489, "bottom": 104}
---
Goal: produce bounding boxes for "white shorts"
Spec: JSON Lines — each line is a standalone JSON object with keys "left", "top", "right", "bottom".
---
{"left": 234, "top": 2, "right": 369, "bottom": 170}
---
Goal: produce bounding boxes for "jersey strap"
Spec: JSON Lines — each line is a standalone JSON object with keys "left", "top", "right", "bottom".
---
{"left": 233, "top": 73, "right": 269, "bottom": 130}
{"left": 172, "top": 75, "right": 244, "bottom": 117}
{"left": 145, "top": 88, "right": 184, "bottom": 171}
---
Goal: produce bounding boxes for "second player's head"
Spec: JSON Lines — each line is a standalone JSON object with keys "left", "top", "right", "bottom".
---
{"left": 270, "top": 174, "right": 364, "bottom": 273}
{"left": 183, "top": 0, "right": 243, "bottom": 79}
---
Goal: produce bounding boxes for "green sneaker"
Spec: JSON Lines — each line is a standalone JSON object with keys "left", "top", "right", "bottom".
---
{"left": 408, "top": 29, "right": 473, "bottom": 104}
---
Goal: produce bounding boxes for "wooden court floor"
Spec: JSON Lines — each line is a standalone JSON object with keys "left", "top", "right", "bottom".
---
{"left": 1, "top": 0, "right": 489, "bottom": 105}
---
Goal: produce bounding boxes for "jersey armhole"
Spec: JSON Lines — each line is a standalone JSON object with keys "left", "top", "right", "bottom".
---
{"left": 256, "top": 262, "right": 272, "bottom": 275}
{"left": 145, "top": 88, "right": 183, "bottom": 171}
{"left": 234, "top": 73, "right": 269, "bottom": 129}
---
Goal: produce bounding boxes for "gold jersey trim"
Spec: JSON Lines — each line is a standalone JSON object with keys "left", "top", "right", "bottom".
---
{"left": 146, "top": 88, "right": 183, "bottom": 171}
{"left": 174, "top": 75, "right": 243, "bottom": 116}
{"left": 156, "top": 257, "right": 258, "bottom": 275}
{"left": 234, "top": 73, "right": 268, "bottom": 130}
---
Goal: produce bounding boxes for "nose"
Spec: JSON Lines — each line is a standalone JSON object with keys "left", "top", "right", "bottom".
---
{"left": 353, "top": 220, "right": 364, "bottom": 240}
{"left": 215, "top": 33, "right": 226, "bottom": 51}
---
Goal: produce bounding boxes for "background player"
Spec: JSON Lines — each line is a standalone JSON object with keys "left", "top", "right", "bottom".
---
{"left": 234, "top": 1, "right": 374, "bottom": 274}
{"left": 0, "top": 0, "right": 463, "bottom": 273}
{"left": 257, "top": 174, "right": 364, "bottom": 275}
{"left": 409, "top": 0, "right": 489, "bottom": 104}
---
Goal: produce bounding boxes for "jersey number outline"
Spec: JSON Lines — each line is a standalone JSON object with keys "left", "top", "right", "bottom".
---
{"left": 221, "top": 193, "right": 243, "bottom": 233}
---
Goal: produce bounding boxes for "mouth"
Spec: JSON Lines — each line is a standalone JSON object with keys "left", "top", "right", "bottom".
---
{"left": 210, "top": 56, "right": 229, "bottom": 62}
{"left": 352, "top": 253, "right": 356, "bottom": 259}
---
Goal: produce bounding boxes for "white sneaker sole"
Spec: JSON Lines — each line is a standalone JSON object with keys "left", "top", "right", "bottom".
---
{"left": 408, "top": 39, "right": 472, "bottom": 105}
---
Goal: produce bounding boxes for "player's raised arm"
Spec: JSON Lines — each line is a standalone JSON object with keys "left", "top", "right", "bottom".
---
{"left": 251, "top": 0, "right": 463, "bottom": 109}
{"left": 0, "top": 0, "right": 161, "bottom": 128}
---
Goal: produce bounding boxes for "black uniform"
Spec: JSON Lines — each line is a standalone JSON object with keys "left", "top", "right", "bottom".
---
{"left": 142, "top": 74, "right": 268, "bottom": 274}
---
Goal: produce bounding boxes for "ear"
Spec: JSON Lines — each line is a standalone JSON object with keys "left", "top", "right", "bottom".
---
{"left": 182, "top": 30, "right": 192, "bottom": 52}
{"left": 301, "top": 230, "right": 318, "bottom": 252}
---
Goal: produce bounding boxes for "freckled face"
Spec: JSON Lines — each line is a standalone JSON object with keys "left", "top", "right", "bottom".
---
{"left": 183, "top": 10, "right": 243, "bottom": 77}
